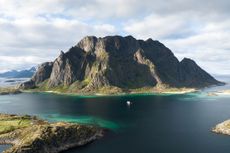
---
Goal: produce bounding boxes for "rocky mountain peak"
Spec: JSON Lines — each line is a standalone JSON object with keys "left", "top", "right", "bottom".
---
{"left": 77, "top": 36, "right": 98, "bottom": 53}
{"left": 181, "top": 57, "right": 195, "bottom": 64}
{"left": 20, "top": 35, "right": 223, "bottom": 92}
{"left": 60, "top": 50, "right": 64, "bottom": 55}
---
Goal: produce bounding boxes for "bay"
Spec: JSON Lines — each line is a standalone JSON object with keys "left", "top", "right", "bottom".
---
{"left": 0, "top": 91, "right": 230, "bottom": 153}
{"left": 0, "top": 76, "right": 230, "bottom": 153}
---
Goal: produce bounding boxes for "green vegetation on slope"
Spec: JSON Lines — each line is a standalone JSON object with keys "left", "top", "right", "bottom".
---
{"left": 25, "top": 81, "right": 196, "bottom": 96}
{"left": 0, "top": 114, "right": 102, "bottom": 153}
{"left": 0, "top": 114, "right": 32, "bottom": 134}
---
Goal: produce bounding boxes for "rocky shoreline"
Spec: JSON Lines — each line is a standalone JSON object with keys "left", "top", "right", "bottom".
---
{"left": 0, "top": 84, "right": 198, "bottom": 97}
{"left": 213, "top": 90, "right": 230, "bottom": 95}
{"left": 0, "top": 114, "right": 103, "bottom": 153}
{"left": 206, "top": 90, "right": 230, "bottom": 97}
{"left": 212, "top": 120, "right": 230, "bottom": 135}
{"left": 23, "top": 87, "right": 197, "bottom": 97}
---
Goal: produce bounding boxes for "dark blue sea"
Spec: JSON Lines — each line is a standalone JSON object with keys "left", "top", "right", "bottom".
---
{"left": 0, "top": 76, "right": 230, "bottom": 153}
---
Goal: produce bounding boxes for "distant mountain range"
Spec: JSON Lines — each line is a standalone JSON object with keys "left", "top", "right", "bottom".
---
{"left": 20, "top": 35, "right": 223, "bottom": 93}
{"left": 0, "top": 67, "right": 36, "bottom": 78}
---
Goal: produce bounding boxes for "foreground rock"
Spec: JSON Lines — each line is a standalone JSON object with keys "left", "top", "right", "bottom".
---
{"left": 0, "top": 114, "right": 103, "bottom": 153}
{"left": 212, "top": 120, "right": 230, "bottom": 135}
{"left": 19, "top": 35, "right": 223, "bottom": 94}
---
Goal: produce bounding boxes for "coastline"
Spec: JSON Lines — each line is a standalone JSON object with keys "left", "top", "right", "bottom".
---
{"left": 215, "top": 90, "right": 230, "bottom": 95}
{"left": 0, "top": 87, "right": 21, "bottom": 95}
{"left": 21, "top": 87, "right": 198, "bottom": 97}
{"left": 207, "top": 90, "right": 230, "bottom": 97}
{"left": 212, "top": 120, "right": 230, "bottom": 136}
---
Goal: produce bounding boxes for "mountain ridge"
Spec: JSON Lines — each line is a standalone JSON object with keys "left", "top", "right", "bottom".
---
{"left": 0, "top": 67, "right": 36, "bottom": 78}
{"left": 19, "top": 35, "right": 223, "bottom": 94}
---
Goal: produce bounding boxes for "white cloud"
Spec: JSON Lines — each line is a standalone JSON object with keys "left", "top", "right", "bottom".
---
{"left": 124, "top": 14, "right": 198, "bottom": 39}
{"left": 0, "top": 56, "right": 47, "bottom": 72}
{"left": 0, "top": 15, "right": 117, "bottom": 72}
{"left": 0, "top": 0, "right": 230, "bottom": 75}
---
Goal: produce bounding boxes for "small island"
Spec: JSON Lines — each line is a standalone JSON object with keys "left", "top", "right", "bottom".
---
{"left": 214, "top": 90, "right": 230, "bottom": 95}
{"left": 212, "top": 120, "right": 230, "bottom": 135}
{"left": 0, "top": 114, "right": 103, "bottom": 153}
{"left": 206, "top": 90, "right": 230, "bottom": 97}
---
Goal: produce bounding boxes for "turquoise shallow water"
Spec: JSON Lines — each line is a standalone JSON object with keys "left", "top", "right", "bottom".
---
{"left": 1, "top": 76, "right": 230, "bottom": 153}
{"left": 40, "top": 114, "right": 120, "bottom": 131}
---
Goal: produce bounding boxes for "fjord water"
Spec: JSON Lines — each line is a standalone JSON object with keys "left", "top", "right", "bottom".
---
{"left": 0, "top": 77, "right": 29, "bottom": 87}
{"left": 0, "top": 75, "right": 230, "bottom": 153}
{"left": 1, "top": 91, "right": 230, "bottom": 153}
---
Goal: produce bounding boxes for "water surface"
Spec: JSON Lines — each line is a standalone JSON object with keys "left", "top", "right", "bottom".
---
{"left": 0, "top": 90, "right": 230, "bottom": 153}
{"left": 0, "top": 77, "right": 29, "bottom": 87}
{"left": 1, "top": 76, "right": 230, "bottom": 153}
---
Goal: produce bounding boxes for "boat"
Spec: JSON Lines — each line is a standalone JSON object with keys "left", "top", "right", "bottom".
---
{"left": 127, "top": 101, "right": 131, "bottom": 106}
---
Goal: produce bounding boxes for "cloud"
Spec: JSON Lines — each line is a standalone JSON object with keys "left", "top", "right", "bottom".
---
{"left": 0, "top": 12, "right": 117, "bottom": 72}
{"left": 123, "top": 14, "right": 199, "bottom": 39}
{"left": 0, "top": 0, "right": 229, "bottom": 75}
{"left": 0, "top": 56, "right": 46, "bottom": 72}
{"left": 164, "top": 20, "right": 230, "bottom": 74}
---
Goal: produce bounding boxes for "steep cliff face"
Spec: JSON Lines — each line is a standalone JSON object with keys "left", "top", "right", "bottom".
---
{"left": 32, "top": 62, "right": 53, "bottom": 85}
{"left": 20, "top": 35, "right": 222, "bottom": 92}
{"left": 19, "top": 62, "right": 53, "bottom": 89}
{"left": 48, "top": 49, "right": 86, "bottom": 87}
{"left": 179, "top": 58, "right": 219, "bottom": 87}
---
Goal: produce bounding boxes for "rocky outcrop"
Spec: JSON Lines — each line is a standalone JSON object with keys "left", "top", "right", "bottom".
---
{"left": 0, "top": 114, "right": 103, "bottom": 153}
{"left": 212, "top": 120, "right": 230, "bottom": 135}
{"left": 18, "top": 80, "right": 35, "bottom": 89}
{"left": 32, "top": 62, "right": 53, "bottom": 85}
{"left": 48, "top": 49, "right": 87, "bottom": 87}
{"left": 19, "top": 35, "right": 223, "bottom": 92}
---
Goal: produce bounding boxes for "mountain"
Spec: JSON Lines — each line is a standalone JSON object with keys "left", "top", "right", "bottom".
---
{"left": 0, "top": 67, "right": 36, "bottom": 78}
{"left": 19, "top": 35, "right": 223, "bottom": 93}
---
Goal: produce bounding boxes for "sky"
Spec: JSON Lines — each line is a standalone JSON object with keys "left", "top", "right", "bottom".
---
{"left": 0, "top": 0, "right": 230, "bottom": 75}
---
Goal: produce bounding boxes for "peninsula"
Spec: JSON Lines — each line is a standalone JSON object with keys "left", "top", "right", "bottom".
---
{"left": 0, "top": 114, "right": 103, "bottom": 153}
